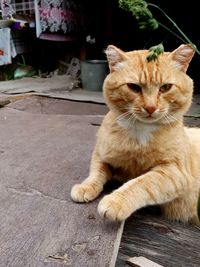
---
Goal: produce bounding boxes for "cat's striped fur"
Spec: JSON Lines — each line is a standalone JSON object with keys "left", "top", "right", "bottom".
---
{"left": 71, "top": 44, "right": 200, "bottom": 224}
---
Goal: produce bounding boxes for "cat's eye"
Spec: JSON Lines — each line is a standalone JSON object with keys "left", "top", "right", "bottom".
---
{"left": 127, "top": 83, "right": 142, "bottom": 93}
{"left": 159, "top": 83, "right": 173, "bottom": 93}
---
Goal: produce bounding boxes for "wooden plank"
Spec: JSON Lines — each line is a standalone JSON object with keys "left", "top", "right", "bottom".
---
{"left": 127, "top": 256, "right": 164, "bottom": 267}
{"left": 0, "top": 108, "right": 123, "bottom": 267}
{"left": 116, "top": 211, "right": 200, "bottom": 267}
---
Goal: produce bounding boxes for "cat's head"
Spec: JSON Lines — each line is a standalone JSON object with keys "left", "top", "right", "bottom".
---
{"left": 103, "top": 44, "right": 195, "bottom": 125}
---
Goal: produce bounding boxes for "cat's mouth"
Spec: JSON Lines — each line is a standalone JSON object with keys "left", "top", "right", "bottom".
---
{"left": 134, "top": 111, "right": 178, "bottom": 125}
{"left": 130, "top": 109, "right": 163, "bottom": 124}
{"left": 135, "top": 115, "right": 162, "bottom": 124}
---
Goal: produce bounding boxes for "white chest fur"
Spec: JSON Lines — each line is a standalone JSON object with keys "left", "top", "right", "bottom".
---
{"left": 117, "top": 119, "right": 158, "bottom": 146}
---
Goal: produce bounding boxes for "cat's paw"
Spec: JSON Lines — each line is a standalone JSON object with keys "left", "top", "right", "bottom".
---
{"left": 98, "top": 194, "right": 132, "bottom": 221}
{"left": 71, "top": 183, "right": 102, "bottom": 203}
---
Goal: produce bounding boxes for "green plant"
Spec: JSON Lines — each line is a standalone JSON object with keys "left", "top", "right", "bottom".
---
{"left": 118, "top": 0, "right": 200, "bottom": 59}
{"left": 146, "top": 43, "right": 164, "bottom": 62}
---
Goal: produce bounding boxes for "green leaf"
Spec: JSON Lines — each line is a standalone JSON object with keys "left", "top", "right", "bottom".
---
{"left": 146, "top": 43, "right": 164, "bottom": 62}
{"left": 119, "top": 0, "right": 159, "bottom": 30}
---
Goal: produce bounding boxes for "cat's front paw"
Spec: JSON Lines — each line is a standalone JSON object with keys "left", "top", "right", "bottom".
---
{"left": 98, "top": 194, "right": 132, "bottom": 221}
{"left": 71, "top": 183, "right": 102, "bottom": 203}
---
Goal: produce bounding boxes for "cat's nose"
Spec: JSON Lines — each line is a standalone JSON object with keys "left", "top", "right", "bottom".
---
{"left": 144, "top": 105, "right": 157, "bottom": 114}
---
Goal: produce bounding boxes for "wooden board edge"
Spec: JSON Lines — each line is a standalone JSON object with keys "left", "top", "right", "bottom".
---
{"left": 109, "top": 221, "right": 125, "bottom": 267}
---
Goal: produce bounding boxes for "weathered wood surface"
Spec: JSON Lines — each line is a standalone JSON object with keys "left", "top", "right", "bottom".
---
{"left": 0, "top": 107, "right": 122, "bottom": 267}
{"left": 116, "top": 211, "right": 200, "bottom": 267}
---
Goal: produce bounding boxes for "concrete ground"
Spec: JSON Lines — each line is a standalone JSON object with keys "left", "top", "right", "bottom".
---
{"left": 0, "top": 96, "right": 121, "bottom": 267}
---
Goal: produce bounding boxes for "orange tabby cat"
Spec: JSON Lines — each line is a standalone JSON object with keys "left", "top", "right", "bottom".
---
{"left": 71, "top": 44, "right": 200, "bottom": 224}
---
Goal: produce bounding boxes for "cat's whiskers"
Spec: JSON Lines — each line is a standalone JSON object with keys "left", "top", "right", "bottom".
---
{"left": 127, "top": 114, "right": 136, "bottom": 129}
{"left": 117, "top": 107, "right": 138, "bottom": 129}
{"left": 159, "top": 108, "right": 175, "bottom": 124}
{"left": 161, "top": 107, "right": 181, "bottom": 125}
{"left": 167, "top": 113, "right": 181, "bottom": 123}
{"left": 163, "top": 114, "right": 181, "bottom": 129}
{"left": 128, "top": 107, "right": 138, "bottom": 126}
{"left": 129, "top": 117, "right": 137, "bottom": 128}
{"left": 163, "top": 114, "right": 173, "bottom": 128}
{"left": 117, "top": 111, "right": 132, "bottom": 121}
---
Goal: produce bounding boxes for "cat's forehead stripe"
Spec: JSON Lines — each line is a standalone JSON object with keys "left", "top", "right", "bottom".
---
{"left": 138, "top": 62, "right": 163, "bottom": 84}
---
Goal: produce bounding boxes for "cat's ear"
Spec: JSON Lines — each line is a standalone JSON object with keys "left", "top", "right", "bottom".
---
{"left": 105, "top": 45, "right": 127, "bottom": 72}
{"left": 171, "top": 44, "right": 195, "bottom": 72}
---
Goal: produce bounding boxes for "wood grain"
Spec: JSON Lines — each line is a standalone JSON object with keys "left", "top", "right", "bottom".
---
{"left": 116, "top": 211, "right": 200, "bottom": 267}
